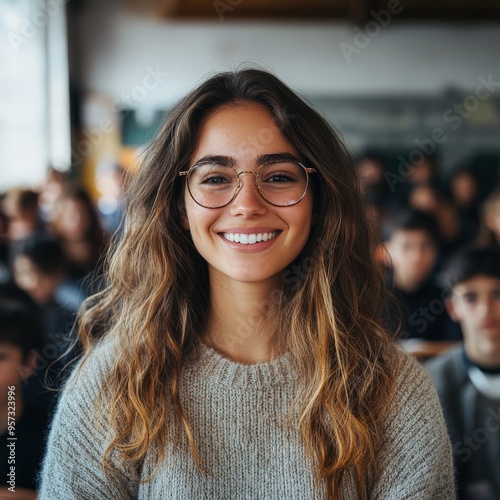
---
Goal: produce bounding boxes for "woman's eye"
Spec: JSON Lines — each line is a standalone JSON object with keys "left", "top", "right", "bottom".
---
{"left": 201, "top": 175, "right": 232, "bottom": 185}
{"left": 264, "top": 173, "right": 296, "bottom": 183}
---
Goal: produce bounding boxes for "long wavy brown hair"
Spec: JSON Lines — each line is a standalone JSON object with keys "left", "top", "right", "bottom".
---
{"left": 75, "top": 68, "right": 399, "bottom": 499}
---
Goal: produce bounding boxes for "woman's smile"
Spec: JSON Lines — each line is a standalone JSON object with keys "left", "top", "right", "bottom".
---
{"left": 221, "top": 230, "right": 279, "bottom": 244}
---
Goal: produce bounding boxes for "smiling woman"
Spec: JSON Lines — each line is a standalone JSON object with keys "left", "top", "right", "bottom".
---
{"left": 39, "top": 68, "right": 455, "bottom": 499}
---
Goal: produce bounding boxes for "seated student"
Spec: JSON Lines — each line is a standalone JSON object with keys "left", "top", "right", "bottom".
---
{"left": 11, "top": 238, "right": 78, "bottom": 412}
{"left": 355, "top": 152, "right": 391, "bottom": 204}
{"left": 0, "top": 304, "right": 48, "bottom": 498}
{"left": 408, "top": 183, "right": 461, "bottom": 257}
{"left": 0, "top": 207, "right": 9, "bottom": 284}
{"left": 382, "top": 209, "right": 461, "bottom": 341}
{"left": 49, "top": 187, "right": 108, "bottom": 309}
{"left": 426, "top": 246, "right": 500, "bottom": 500}
{"left": 1, "top": 188, "right": 43, "bottom": 243}
{"left": 12, "top": 237, "right": 75, "bottom": 334}
{"left": 477, "top": 186, "right": 500, "bottom": 250}
{"left": 447, "top": 166, "right": 481, "bottom": 244}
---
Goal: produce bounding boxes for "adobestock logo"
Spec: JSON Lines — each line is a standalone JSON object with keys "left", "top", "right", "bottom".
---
{"left": 213, "top": 0, "right": 243, "bottom": 21}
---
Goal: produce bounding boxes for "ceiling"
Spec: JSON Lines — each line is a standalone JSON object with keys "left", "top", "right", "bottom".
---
{"left": 123, "top": 0, "right": 500, "bottom": 23}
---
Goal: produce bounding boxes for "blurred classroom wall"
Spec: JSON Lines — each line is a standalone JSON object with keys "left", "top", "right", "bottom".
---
{"left": 1, "top": 0, "right": 500, "bottom": 193}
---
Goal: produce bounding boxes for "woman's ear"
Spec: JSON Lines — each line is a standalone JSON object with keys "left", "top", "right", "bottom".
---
{"left": 178, "top": 202, "right": 190, "bottom": 230}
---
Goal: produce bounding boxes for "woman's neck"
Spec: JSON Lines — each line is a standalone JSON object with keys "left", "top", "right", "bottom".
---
{"left": 203, "top": 270, "right": 285, "bottom": 364}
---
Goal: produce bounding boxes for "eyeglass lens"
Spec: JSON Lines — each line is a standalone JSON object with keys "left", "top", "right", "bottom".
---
{"left": 187, "top": 162, "right": 309, "bottom": 208}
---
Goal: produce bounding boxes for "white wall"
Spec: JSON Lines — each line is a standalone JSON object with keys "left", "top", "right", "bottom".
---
{"left": 77, "top": 0, "right": 500, "bottom": 109}
{"left": 0, "top": 0, "right": 70, "bottom": 191}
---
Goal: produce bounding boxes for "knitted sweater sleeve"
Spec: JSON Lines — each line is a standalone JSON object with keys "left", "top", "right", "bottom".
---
{"left": 371, "top": 351, "right": 456, "bottom": 499}
{"left": 38, "top": 341, "right": 139, "bottom": 500}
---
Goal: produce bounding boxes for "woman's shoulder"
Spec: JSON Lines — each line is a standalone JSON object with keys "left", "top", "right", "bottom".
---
{"left": 390, "top": 346, "right": 440, "bottom": 401}
{"left": 63, "top": 334, "right": 118, "bottom": 397}
{"left": 46, "top": 335, "right": 120, "bottom": 456}
{"left": 370, "top": 347, "right": 456, "bottom": 498}
{"left": 381, "top": 347, "right": 453, "bottom": 461}
{"left": 39, "top": 334, "right": 141, "bottom": 500}
{"left": 381, "top": 346, "right": 450, "bottom": 449}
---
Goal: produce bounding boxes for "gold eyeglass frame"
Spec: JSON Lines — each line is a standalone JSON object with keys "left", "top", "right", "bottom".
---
{"left": 179, "top": 161, "right": 316, "bottom": 209}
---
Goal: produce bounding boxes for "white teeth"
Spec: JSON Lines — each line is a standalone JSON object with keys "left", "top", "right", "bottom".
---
{"left": 222, "top": 232, "right": 277, "bottom": 245}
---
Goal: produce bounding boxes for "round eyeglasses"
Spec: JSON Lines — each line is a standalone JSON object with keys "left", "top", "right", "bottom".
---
{"left": 179, "top": 160, "right": 316, "bottom": 209}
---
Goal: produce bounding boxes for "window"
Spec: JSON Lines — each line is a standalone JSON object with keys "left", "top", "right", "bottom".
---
{"left": 0, "top": 0, "right": 70, "bottom": 191}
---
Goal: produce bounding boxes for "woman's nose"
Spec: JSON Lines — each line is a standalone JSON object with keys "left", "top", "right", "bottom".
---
{"left": 229, "top": 172, "right": 267, "bottom": 216}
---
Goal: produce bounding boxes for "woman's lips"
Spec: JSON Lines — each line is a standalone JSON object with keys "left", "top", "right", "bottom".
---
{"left": 217, "top": 230, "right": 281, "bottom": 251}
{"left": 220, "top": 231, "right": 278, "bottom": 245}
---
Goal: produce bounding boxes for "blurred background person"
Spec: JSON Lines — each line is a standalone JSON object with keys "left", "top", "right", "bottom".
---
{"left": 427, "top": 246, "right": 500, "bottom": 500}
{"left": 477, "top": 186, "right": 500, "bottom": 250}
{"left": 1, "top": 189, "right": 45, "bottom": 245}
{"left": 390, "top": 154, "right": 443, "bottom": 209}
{"left": 38, "top": 167, "right": 68, "bottom": 225}
{"left": 49, "top": 187, "right": 108, "bottom": 306}
{"left": 447, "top": 166, "right": 481, "bottom": 245}
{"left": 0, "top": 302, "right": 48, "bottom": 499}
{"left": 0, "top": 207, "right": 9, "bottom": 284}
{"left": 408, "top": 182, "right": 461, "bottom": 255}
{"left": 382, "top": 209, "right": 461, "bottom": 341}
{"left": 408, "top": 155, "right": 440, "bottom": 187}
{"left": 94, "top": 160, "right": 126, "bottom": 236}
{"left": 12, "top": 237, "right": 75, "bottom": 333}
{"left": 0, "top": 283, "right": 59, "bottom": 416}
{"left": 356, "top": 152, "right": 392, "bottom": 204}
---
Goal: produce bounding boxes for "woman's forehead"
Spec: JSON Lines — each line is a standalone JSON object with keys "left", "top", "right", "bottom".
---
{"left": 191, "top": 102, "right": 297, "bottom": 163}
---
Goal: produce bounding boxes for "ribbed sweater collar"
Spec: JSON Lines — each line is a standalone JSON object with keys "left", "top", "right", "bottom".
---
{"left": 187, "top": 339, "right": 299, "bottom": 390}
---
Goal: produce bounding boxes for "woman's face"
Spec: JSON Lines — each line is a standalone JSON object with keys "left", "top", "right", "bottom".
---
{"left": 182, "top": 102, "right": 313, "bottom": 286}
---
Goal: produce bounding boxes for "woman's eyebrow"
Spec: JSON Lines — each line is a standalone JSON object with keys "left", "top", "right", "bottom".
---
{"left": 257, "top": 152, "right": 301, "bottom": 164}
{"left": 193, "top": 155, "right": 235, "bottom": 167}
{"left": 192, "top": 152, "right": 300, "bottom": 168}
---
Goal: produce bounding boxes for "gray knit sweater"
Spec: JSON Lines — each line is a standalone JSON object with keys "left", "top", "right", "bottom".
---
{"left": 39, "top": 339, "right": 455, "bottom": 499}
